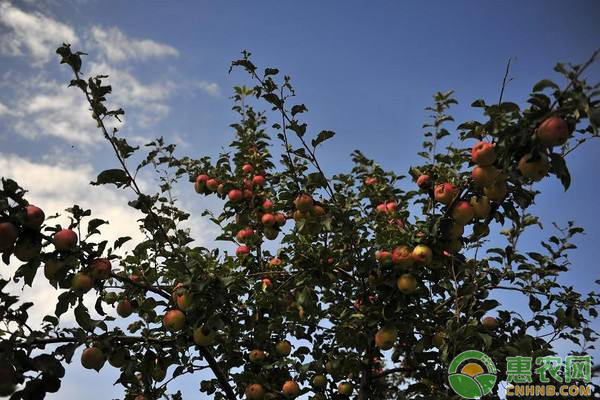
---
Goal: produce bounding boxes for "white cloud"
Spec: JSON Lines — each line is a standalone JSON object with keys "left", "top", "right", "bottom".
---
{"left": 90, "top": 26, "right": 178, "bottom": 63}
{"left": 194, "top": 80, "right": 221, "bottom": 96}
{"left": 0, "top": 2, "right": 78, "bottom": 66}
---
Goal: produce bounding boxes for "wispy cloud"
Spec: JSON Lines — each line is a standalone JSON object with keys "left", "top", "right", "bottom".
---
{"left": 0, "top": 2, "right": 78, "bottom": 66}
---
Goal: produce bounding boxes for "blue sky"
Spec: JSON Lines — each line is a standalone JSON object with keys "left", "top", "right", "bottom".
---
{"left": 0, "top": 1, "right": 599, "bottom": 398}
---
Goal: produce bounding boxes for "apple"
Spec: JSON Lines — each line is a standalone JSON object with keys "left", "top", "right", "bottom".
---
{"left": 275, "top": 213, "right": 286, "bottom": 226}
{"left": 471, "top": 165, "right": 499, "bottom": 187}
{"left": 484, "top": 178, "right": 507, "bottom": 202}
{"left": 451, "top": 201, "right": 474, "bottom": 225}
{"left": 206, "top": 178, "right": 219, "bottom": 192}
{"left": 53, "top": 229, "right": 78, "bottom": 251}
{"left": 193, "top": 326, "right": 216, "bottom": 346}
{"left": 262, "top": 278, "right": 273, "bottom": 288}
{"left": 24, "top": 205, "right": 45, "bottom": 228}
{"left": 0, "top": 222, "right": 18, "bottom": 252}
{"left": 470, "top": 196, "right": 491, "bottom": 219}
{"left": 392, "top": 246, "right": 414, "bottom": 268}
{"left": 282, "top": 380, "right": 300, "bottom": 398}
{"left": 163, "top": 309, "right": 185, "bottom": 332}
{"left": 173, "top": 285, "right": 193, "bottom": 311}
{"left": 108, "top": 348, "right": 130, "bottom": 368}
{"left": 249, "top": 349, "right": 266, "bottom": 363}
{"left": 228, "top": 189, "right": 243, "bottom": 202}
{"left": 252, "top": 175, "right": 265, "bottom": 186}
{"left": 338, "top": 382, "right": 353, "bottom": 395}
{"left": 44, "top": 258, "right": 64, "bottom": 280}
{"left": 236, "top": 229, "right": 254, "bottom": 243}
{"left": 236, "top": 245, "right": 251, "bottom": 258}
{"left": 217, "top": 183, "right": 226, "bottom": 195}
{"left": 518, "top": 152, "right": 550, "bottom": 181}
{"left": 537, "top": 116, "right": 569, "bottom": 147}
{"left": 472, "top": 222, "right": 490, "bottom": 239}
{"left": 269, "top": 258, "right": 282, "bottom": 267}
{"left": 411, "top": 245, "right": 432, "bottom": 265}
{"left": 397, "top": 274, "right": 417, "bottom": 294}
{"left": 312, "top": 375, "right": 327, "bottom": 390}
{"left": 385, "top": 201, "right": 397, "bottom": 213}
{"left": 263, "top": 200, "right": 273, "bottom": 210}
{"left": 432, "top": 332, "right": 445, "bottom": 347}
{"left": 72, "top": 273, "right": 93, "bottom": 292}
{"left": 194, "top": 174, "right": 209, "bottom": 193}
{"left": 276, "top": 340, "right": 292, "bottom": 356}
{"left": 81, "top": 347, "right": 105, "bottom": 371}
{"left": 471, "top": 141, "right": 496, "bottom": 166}
{"left": 376, "top": 203, "right": 387, "bottom": 213}
{"left": 434, "top": 183, "right": 458, "bottom": 205}
{"left": 243, "top": 189, "right": 254, "bottom": 200}
{"left": 374, "top": 326, "right": 397, "bottom": 350}
{"left": 365, "top": 177, "right": 378, "bottom": 185}
{"left": 14, "top": 237, "right": 41, "bottom": 262}
{"left": 134, "top": 395, "right": 147, "bottom": 400}
{"left": 116, "top": 299, "right": 133, "bottom": 318}
{"left": 294, "top": 194, "right": 314, "bottom": 212}
{"left": 416, "top": 174, "right": 431, "bottom": 190}
{"left": 90, "top": 258, "right": 111, "bottom": 280}
{"left": 242, "top": 163, "right": 254, "bottom": 174}
{"left": 312, "top": 205, "right": 326, "bottom": 217}
{"left": 261, "top": 213, "right": 276, "bottom": 226}
{"left": 376, "top": 250, "right": 392, "bottom": 265}
{"left": 245, "top": 384, "right": 265, "bottom": 400}
{"left": 481, "top": 316, "right": 498, "bottom": 330}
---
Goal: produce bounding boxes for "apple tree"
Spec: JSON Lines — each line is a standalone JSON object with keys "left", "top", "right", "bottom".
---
{"left": 0, "top": 44, "right": 599, "bottom": 399}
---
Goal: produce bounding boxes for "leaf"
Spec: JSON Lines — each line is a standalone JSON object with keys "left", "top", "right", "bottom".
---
{"left": 532, "top": 79, "right": 559, "bottom": 92}
{"left": 264, "top": 68, "right": 279, "bottom": 76}
{"left": 549, "top": 153, "right": 570, "bottom": 190}
{"left": 91, "top": 169, "right": 130, "bottom": 188}
{"left": 114, "top": 236, "right": 132, "bottom": 249}
{"left": 87, "top": 218, "right": 107, "bottom": 235}
{"left": 529, "top": 295, "right": 542, "bottom": 312}
{"left": 291, "top": 104, "right": 307, "bottom": 116}
{"left": 74, "top": 302, "right": 95, "bottom": 331}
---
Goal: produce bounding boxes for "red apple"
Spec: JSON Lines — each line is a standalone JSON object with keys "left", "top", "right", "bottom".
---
{"left": 451, "top": 201, "right": 474, "bottom": 225}
{"left": 243, "top": 189, "right": 254, "bottom": 200}
{"left": 364, "top": 177, "right": 378, "bottom": 185}
{"left": 242, "top": 164, "right": 254, "bottom": 174}
{"left": 281, "top": 380, "right": 300, "bottom": 398}
{"left": 245, "top": 384, "right": 265, "bottom": 400}
{"left": 24, "top": 205, "right": 45, "bottom": 228}
{"left": 173, "top": 284, "right": 193, "bottom": 311}
{"left": 236, "top": 245, "right": 251, "bottom": 258}
{"left": 416, "top": 174, "right": 431, "bottom": 190}
{"left": 249, "top": 349, "right": 266, "bottom": 363}
{"left": 376, "top": 250, "right": 392, "bottom": 265}
{"left": 236, "top": 229, "right": 254, "bottom": 243}
{"left": 434, "top": 183, "right": 458, "bottom": 205}
{"left": 261, "top": 213, "right": 276, "bottom": 226}
{"left": 252, "top": 175, "right": 265, "bottom": 186}
{"left": 294, "top": 194, "right": 314, "bottom": 212}
{"left": 338, "top": 382, "right": 353, "bottom": 395}
{"left": 269, "top": 258, "right": 282, "bottom": 268}
{"left": 312, "top": 205, "right": 326, "bottom": 217}
{"left": 116, "top": 299, "right": 133, "bottom": 318}
{"left": 53, "top": 229, "right": 78, "bottom": 251}
{"left": 481, "top": 316, "right": 498, "bottom": 330}
{"left": 262, "top": 200, "right": 273, "bottom": 210}
{"left": 89, "top": 258, "right": 111, "bottom": 280}
{"left": 261, "top": 278, "right": 272, "bottom": 288}
{"left": 385, "top": 201, "right": 397, "bottom": 213}
{"left": 206, "top": 178, "right": 219, "bottom": 192}
{"left": 81, "top": 347, "right": 105, "bottom": 371}
{"left": 193, "top": 326, "right": 216, "bottom": 346}
{"left": 274, "top": 213, "right": 286, "bottom": 226}
{"left": 471, "top": 165, "right": 499, "bottom": 187}
{"left": 194, "top": 174, "right": 209, "bottom": 193}
{"left": 228, "top": 189, "right": 243, "bottom": 202}
{"left": 471, "top": 141, "right": 496, "bottom": 166}
{"left": 537, "top": 116, "right": 569, "bottom": 147}
{"left": 392, "top": 245, "right": 414, "bottom": 268}
{"left": 0, "top": 222, "right": 18, "bottom": 252}
{"left": 163, "top": 309, "right": 185, "bottom": 332}
{"left": 376, "top": 203, "right": 387, "bottom": 213}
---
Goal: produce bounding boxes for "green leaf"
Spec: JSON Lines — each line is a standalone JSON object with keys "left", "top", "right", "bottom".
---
{"left": 529, "top": 295, "right": 542, "bottom": 312}
{"left": 91, "top": 169, "right": 130, "bottom": 188}
{"left": 549, "top": 153, "right": 570, "bottom": 190}
{"left": 532, "top": 79, "right": 559, "bottom": 92}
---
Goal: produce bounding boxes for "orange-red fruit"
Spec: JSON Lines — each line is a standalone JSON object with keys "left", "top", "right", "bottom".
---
{"left": 90, "top": 258, "right": 111, "bottom": 280}
{"left": 471, "top": 165, "right": 499, "bottom": 187}
{"left": 228, "top": 189, "right": 243, "bottom": 202}
{"left": 116, "top": 299, "right": 133, "bottom": 318}
{"left": 484, "top": 178, "right": 507, "bottom": 202}
{"left": 392, "top": 246, "right": 414, "bottom": 268}
{"left": 245, "top": 384, "right": 265, "bottom": 400}
{"left": 81, "top": 347, "right": 105, "bottom": 371}
{"left": 518, "top": 152, "right": 550, "bottom": 181}
{"left": 471, "top": 141, "right": 496, "bottom": 166}
{"left": 416, "top": 174, "right": 431, "bottom": 189}
{"left": 294, "top": 194, "right": 314, "bottom": 212}
{"left": 206, "top": 178, "right": 219, "bottom": 192}
{"left": 312, "top": 205, "right": 326, "bottom": 217}
{"left": 275, "top": 213, "right": 286, "bottom": 226}
{"left": 338, "top": 382, "right": 353, "bottom": 395}
{"left": 451, "top": 201, "right": 474, "bottom": 225}
{"left": 385, "top": 201, "right": 397, "bottom": 213}
{"left": 236, "top": 245, "right": 250, "bottom": 258}
{"left": 262, "top": 278, "right": 272, "bottom": 288}
{"left": 376, "top": 250, "right": 392, "bottom": 265}
{"left": 194, "top": 174, "right": 209, "bottom": 193}
{"left": 537, "top": 116, "right": 569, "bottom": 147}
{"left": 242, "top": 164, "right": 254, "bottom": 174}
{"left": 375, "top": 327, "right": 397, "bottom": 350}
{"left": 249, "top": 349, "right": 266, "bottom": 363}
{"left": 25, "top": 205, "right": 45, "bottom": 228}
{"left": 365, "top": 177, "right": 378, "bottom": 185}
{"left": 269, "top": 258, "right": 282, "bottom": 267}
{"left": 261, "top": 213, "right": 276, "bottom": 226}
{"left": 276, "top": 340, "right": 292, "bottom": 356}
{"left": 252, "top": 175, "right": 265, "bottom": 186}
{"left": 262, "top": 200, "right": 273, "bottom": 210}
{"left": 243, "top": 189, "right": 254, "bottom": 200}
{"left": 397, "top": 274, "right": 417, "bottom": 294}
{"left": 281, "top": 380, "right": 300, "bottom": 398}
{"left": 71, "top": 273, "right": 93, "bottom": 292}
{"left": 163, "top": 310, "right": 185, "bottom": 332}
{"left": 481, "top": 316, "right": 498, "bottom": 330}
{"left": 236, "top": 229, "right": 254, "bottom": 243}
{"left": 0, "top": 222, "right": 18, "bottom": 252}
{"left": 173, "top": 284, "right": 193, "bottom": 311}
{"left": 53, "top": 229, "right": 78, "bottom": 251}
{"left": 376, "top": 203, "right": 387, "bottom": 213}
{"left": 434, "top": 183, "right": 458, "bottom": 205}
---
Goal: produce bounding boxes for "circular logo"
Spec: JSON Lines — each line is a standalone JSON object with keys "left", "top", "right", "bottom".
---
{"left": 448, "top": 350, "right": 497, "bottom": 399}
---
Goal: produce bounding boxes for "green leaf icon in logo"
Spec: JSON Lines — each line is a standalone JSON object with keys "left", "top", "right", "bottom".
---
{"left": 448, "top": 350, "right": 497, "bottom": 399}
